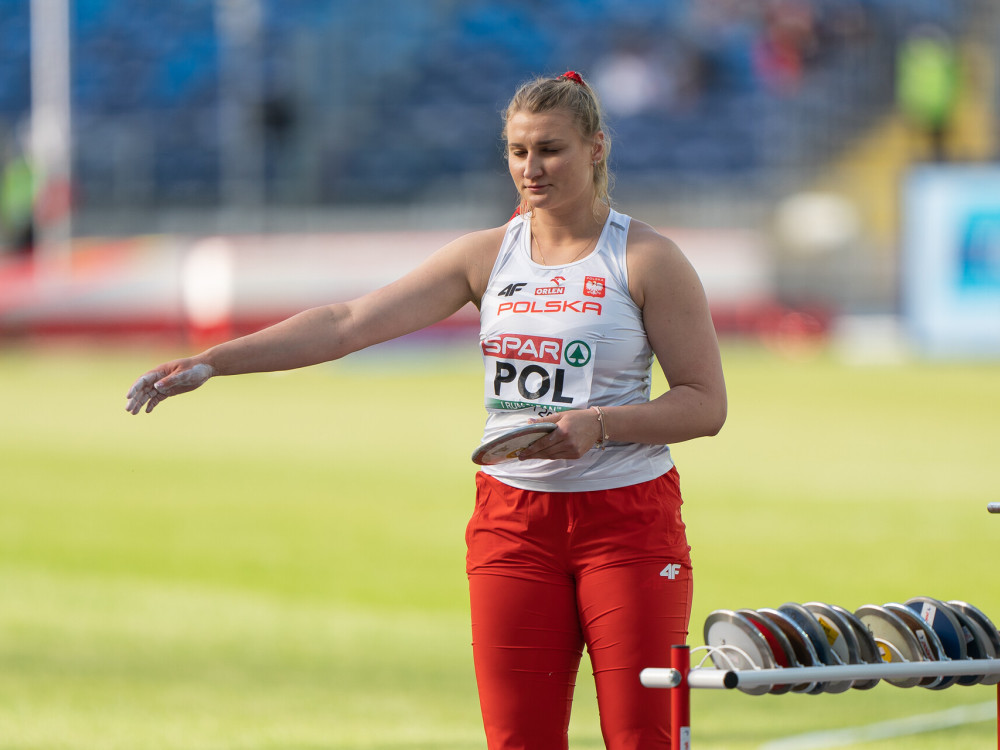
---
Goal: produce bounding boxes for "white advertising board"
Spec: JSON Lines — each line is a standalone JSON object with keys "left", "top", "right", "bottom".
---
{"left": 902, "top": 165, "right": 1000, "bottom": 358}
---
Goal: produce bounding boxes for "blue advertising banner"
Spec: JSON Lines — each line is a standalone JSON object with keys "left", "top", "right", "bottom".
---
{"left": 902, "top": 165, "right": 1000, "bottom": 358}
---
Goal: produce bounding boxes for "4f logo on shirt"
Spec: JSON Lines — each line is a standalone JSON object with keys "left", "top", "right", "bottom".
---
{"left": 497, "top": 282, "right": 527, "bottom": 297}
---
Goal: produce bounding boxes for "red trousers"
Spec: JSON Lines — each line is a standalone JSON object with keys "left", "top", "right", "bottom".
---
{"left": 466, "top": 470, "right": 692, "bottom": 750}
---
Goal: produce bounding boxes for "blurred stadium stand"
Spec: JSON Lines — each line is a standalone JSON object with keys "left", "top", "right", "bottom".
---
{"left": 0, "top": 0, "right": 993, "bottom": 219}
{"left": 0, "top": 0, "right": 998, "bottom": 346}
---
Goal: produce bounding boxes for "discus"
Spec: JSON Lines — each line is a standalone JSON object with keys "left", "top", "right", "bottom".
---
{"left": 883, "top": 603, "right": 949, "bottom": 688}
{"left": 778, "top": 604, "right": 836, "bottom": 666}
{"left": 905, "top": 597, "right": 968, "bottom": 662}
{"left": 855, "top": 604, "right": 925, "bottom": 687}
{"left": 703, "top": 610, "right": 776, "bottom": 695}
{"left": 805, "top": 602, "right": 863, "bottom": 691}
{"left": 943, "top": 604, "right": 993, "bottom": 685}
{"left": 805, "top": 602, "right": 860, "bottom": 666}
{"left": 830, "top": 604, "right": 882, "bottom": 689}
{"left": 757, "top": 608, "right": 822, "bottom": 693}
{"left": 949, "top": 601, "right": 1000, "bottom": 685}
{"left": 779, "top": 603, "right": 851, "bottom": 693}
{"left": 471, "top": 423, "right": 557, "bottom": 465}
{"left": 876, "top": 638, "right": 909, "bottom": 672}
{"left": 738, "top": 609, "right": 796, "bottom": 694}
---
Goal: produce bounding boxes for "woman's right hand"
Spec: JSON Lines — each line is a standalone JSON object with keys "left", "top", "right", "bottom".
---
{"left": 126, "top": 359, "right": 215, "bottom": 415}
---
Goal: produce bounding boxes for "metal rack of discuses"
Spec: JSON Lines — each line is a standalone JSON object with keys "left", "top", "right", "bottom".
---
{"left": 642, "top": 506, "right": 1000, "bottom": 750}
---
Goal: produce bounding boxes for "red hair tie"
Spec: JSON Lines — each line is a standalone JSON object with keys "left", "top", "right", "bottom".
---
{"left": 559, "top": 71, "right": 585, "bottom": 85}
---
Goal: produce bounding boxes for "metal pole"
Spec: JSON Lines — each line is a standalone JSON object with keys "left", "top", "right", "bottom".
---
{"left": 645, "top": 658, "right": 1000, "bottom": 746}
{"left": 670, "top": 645, "right": 691, "bottom": 750}
{"left": 643, "top": 658, "right": 1000, "bottom": 691}
{"left": 215, "top": 0, "right": 265, "bottom": 226}
{"left": 29, "top": 0, "right": 72, "bottom": 271}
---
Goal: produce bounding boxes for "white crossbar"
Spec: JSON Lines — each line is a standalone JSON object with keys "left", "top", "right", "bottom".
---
{"left": 641, "top": 658, "right": 1000, "bottom": 691}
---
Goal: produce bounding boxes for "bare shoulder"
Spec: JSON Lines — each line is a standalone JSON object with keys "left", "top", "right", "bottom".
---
{"left": 343, "top": 222, "right": 509, "bottom": 341}
{"left": 440, "top": 224, "right": 508, "bottom": 303}
{"left": 448, "top": 224, "right": 508, "bottom": 256}
{"left": 446, "top": 223, "right": 507, "bottom": 245}
{"left": 624, "top": 219, "right": 702, "bottom": 308}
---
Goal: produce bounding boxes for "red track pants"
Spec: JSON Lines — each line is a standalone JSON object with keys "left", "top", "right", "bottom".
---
{"left": 466, "top": 469, "right": 692, "bottom": 750}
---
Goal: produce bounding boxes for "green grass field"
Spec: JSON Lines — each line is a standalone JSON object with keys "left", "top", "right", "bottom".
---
{"left": 2, "top": 339, "right": 999, "bottom": 749}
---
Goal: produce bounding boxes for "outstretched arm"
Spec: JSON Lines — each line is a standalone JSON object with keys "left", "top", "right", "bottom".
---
{"left": 126, "top": 229, "right": 499, "bottom": 414}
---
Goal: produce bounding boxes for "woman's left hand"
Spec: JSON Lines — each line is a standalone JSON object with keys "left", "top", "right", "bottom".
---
{"left": 516, "top": 408, "right": 603, "bottom": 461}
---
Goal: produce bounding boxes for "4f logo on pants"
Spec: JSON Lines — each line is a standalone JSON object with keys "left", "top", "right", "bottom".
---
{"left": 660, "top": 564, "right": 682, "bottom": 579}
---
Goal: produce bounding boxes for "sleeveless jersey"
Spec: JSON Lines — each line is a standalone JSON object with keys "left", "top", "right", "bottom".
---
{"left": 478, "top": 208, "right": 674, "bottom": 491}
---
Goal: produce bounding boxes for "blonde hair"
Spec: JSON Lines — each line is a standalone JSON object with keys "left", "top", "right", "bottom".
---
{"left": 503, "top": 72, "right": 613, "bottom": 216}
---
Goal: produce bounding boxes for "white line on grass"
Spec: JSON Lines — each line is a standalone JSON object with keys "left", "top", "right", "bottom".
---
{"left": 758, "top": 701, "right": 995, "bottom": 749}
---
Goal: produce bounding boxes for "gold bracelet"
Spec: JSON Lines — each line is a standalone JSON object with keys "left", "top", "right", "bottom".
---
{"left": 592, "top": 405, "right": 609, "bottom": 449}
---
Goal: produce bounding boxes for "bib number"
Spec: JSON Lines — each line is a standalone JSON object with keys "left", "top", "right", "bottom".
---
{"left": 483, "top": 335, "right": 594, "bottom": 414}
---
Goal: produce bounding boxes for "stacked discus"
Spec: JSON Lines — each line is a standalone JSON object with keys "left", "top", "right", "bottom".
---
{"left": 701, "top": 598, "right": 1000, "bottom": 695}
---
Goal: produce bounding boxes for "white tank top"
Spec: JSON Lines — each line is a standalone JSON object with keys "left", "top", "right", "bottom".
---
{"left": 479, "top": 208, "right": 673, "bottom": 491}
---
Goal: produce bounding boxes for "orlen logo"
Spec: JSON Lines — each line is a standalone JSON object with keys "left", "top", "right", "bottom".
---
{"left": 584, "top": 276, "right": 606, "bottom": 298}
{"left": 535, "top": 276, "right": 566, "bottom": 296}
{"left": 481, "top": 334, "right": 562, "bottom": 364}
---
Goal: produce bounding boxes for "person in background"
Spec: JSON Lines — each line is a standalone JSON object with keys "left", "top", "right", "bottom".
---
{"left": 126, "top": 71, "right": 727, "bottom": 750}
{"left": 0, "top": 138, "right": 38, "bottom": 256}
{"left": 896, "top": 24, "right": 960, "bottom": 162}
